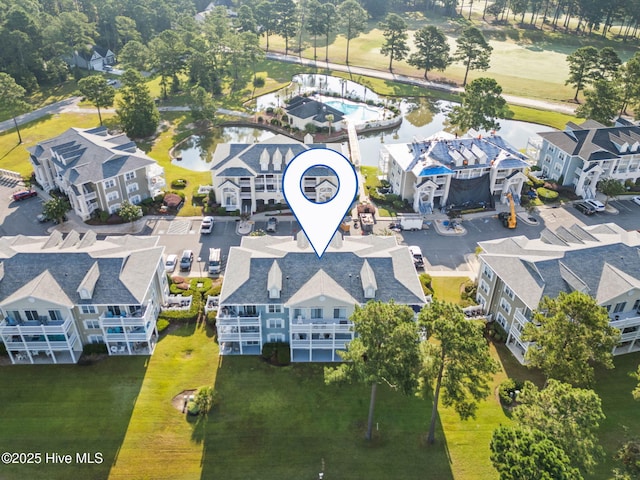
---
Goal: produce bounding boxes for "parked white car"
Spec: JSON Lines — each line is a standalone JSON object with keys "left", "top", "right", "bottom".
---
{"left": 585, "top": 199, "right": 605, "bottom": 212}
{"left": 165, "top": 254, "right": 178, "bottom": 273}
{"left": 200, "top": 216, "right": 214, "bottom": 234}
{"left": 408, "top": 246, "right": 424, "bottom": 269}
{"left": 632, "top": 196, "right": 640, "bottom": 206}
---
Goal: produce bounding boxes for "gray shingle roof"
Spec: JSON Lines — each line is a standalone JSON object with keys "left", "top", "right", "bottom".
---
{"left": 220, "top": 235, "right": 426, "bottom": 307}
{"left": 480, "top": 224, "right": 640, "bottom": 308}
{"left": 0, "top": 233, "right": 164, "bottom": 307}
{"left": 286, "top": 96, "right": 345, "bottom": 123}
{"left": 539, "top": 121, "right": 640, "bottom": 162}
{"left": 28, "top": 128, "right": 156, "bottom": 186}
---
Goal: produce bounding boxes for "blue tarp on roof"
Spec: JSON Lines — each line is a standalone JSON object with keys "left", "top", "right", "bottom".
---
{"left": 497, "top": 158, "right": 529, "bottom": 169}
{"left": 417, "top": 165, "right": 454, "bottom": 177}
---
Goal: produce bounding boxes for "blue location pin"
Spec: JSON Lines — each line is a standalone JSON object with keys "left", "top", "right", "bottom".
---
{"left": 283, "top": 148, "right": 358, "bottom": 258}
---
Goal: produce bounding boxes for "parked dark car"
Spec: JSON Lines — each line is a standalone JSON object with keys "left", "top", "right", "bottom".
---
{"left": 266, "top": 217, "right": 278, "bottom": 232}
{"left": 12, "top": 190, "right": 37, "bottom": 201}
{"left": 180, "top": 249, "right": 194, "bottom": 271}
{"left": 575, "top": 202, "right": 596, "bottom": 215}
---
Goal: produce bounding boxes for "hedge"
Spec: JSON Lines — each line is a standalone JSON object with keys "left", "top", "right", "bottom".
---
{"left": 82, "top": 342, "right": 108, "bottom": 355}
{"left": 536, "top": 187, "right": 559, "bottom": 201}
{"left": 261, "top": 342, "right": 291, "bottom": 365}
{"left": 157, "top": 319, "right": 170, "bottom": 333}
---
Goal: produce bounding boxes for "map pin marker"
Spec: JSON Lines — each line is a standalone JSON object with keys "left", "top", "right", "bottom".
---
{"left": 283, "top": 148, "right": 358, "bottom": 258}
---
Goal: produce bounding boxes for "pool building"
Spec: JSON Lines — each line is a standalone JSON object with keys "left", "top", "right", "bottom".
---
{"left": 216, "top": 233, "right": 427, "bottom": 361}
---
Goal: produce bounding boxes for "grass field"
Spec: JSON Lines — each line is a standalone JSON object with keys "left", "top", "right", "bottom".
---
{"left": 0, "top": 320, "right": 636, "bottom": 479}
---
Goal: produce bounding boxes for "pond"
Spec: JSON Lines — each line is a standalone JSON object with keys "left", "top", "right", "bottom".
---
{"left": 171, "top": 126, "right": 276, "bottom": 171}
{"left": 355, "top": 98, "right": 553, "bottom": 167}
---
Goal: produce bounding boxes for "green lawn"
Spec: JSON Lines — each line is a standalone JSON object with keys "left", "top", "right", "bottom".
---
{"left": 431, "top": 276, "right": 470, "bottom": 305}
{"left": 0, "top": 355, "right": 147, "bottom": 480}
{"left": 0, "top": 322, "right": 635, "bottom": 479}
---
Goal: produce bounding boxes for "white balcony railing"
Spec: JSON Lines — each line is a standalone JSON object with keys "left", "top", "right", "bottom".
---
{"left": 0, "top": 317, "right": 74, "bottom": 336}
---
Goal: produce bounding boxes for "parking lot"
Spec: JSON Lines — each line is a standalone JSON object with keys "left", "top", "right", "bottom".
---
{"left": 1, "top": 181, "right": 638, "bottom": 277}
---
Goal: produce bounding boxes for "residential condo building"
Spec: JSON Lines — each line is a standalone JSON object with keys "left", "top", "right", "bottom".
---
{"left": 0, "top": 231, "right": 169, "bottom": 364}
{"left": 534, "top": 119, "right": 640, "bottom": 199}
{"left": 476, "top": 223, "right": 640, "bottom": 364}
{"left": 379, "top": 132, "right": 529, "bottom": 214}
{"left": 210, "top": 135, "right": 347, "bottom": 214}
{"left": 29, "top": 127, "right": 166, "bottom": 220}
{"left": 217, "top": 233, "right": 427, "bottom": 362}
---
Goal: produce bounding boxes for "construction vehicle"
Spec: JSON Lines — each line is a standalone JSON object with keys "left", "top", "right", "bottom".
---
{"left": 498, "top": 192, "right": 517, "bottom": 229}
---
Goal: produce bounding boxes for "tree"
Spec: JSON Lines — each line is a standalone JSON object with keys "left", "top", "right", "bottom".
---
{"left": 149, "top": 30, "right": 187, "bottom": 99}
{"left": 116, "top": 69, "right": 160, "bottom": 139}
{"left": 618, "top": 52, "right": 640, "bottom": 115}
{"left": 453, "top": 26, "right": 492, "bottom": 87}
{"left": 596, "top": 47, "right": 622, "bottom": 81}
{"left": 0, "top": 73, "right": 29, "bottom": 144}
{"left": 565, "top": 46, "right": 599, "bottom": 102}
{"left": 119, "top": 40, "right": 151, "bottom": 71}
{"left": 325, "top": 113, "right": 334, "bottom": 136}
{"left": 408, "top": 26, "right": 451, "bottom": 80}
{"left": 490, "top": 425, "right": 583, "bottom": 480}
{"left": 575, "top": 80, "right": 621, "bottom": 126}
{"left": 523, "top": 291, "right": 620, "bottom": 388}
{"left": 324, "top": 301, "right": 421, "bottom": 441}
{"left": 615, "top": 438, "right": 640, "bottom": 477}
{"left": 235, "top": 5, "right": 258, "bottom": 33}
{"left": 117, "top": 200, "right": 142, "bottom": 229}
{"left": 418, "top": 299, "right": 498, "bottom": 444}
{"left": 447, "top": 77, "right": 510, "bottom": 133}
{"left": 337, "top": 0, "right": 368, "bottom": 65}
{"left": 512, "top": 380, "right": 605, "bottom": 474}
{"left": 319, "top": 2, "right": 336, "bottom": 62}
{"left": 596, "top": 177, "right": 626, "bottom": 207}
{"left": 274, "top": 0, "right": 298, "bottom": 56}
{"left": 306, "top": 0, "right": 323, "bottom": 61}
{"left": 255, "top": 1, "right": 278, "bottom": 52}
{"left": 43, "top": 196, "right": 71, "bottom": 225}
{"left": 77, "top": 76, "right": 115, "bottom": 126}
{"left": 379, "top": 13, "right": 409, "bottom": 72}
{"left": 189, "top": 86, "right": 216, "bottom": 123}
{"left": 634, "top": 364, "right": 640, "bottom": 400}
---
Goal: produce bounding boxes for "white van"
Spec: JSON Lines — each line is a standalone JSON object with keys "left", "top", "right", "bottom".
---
{"left": 208, "top": 248, "right": 221, "bottom": 275}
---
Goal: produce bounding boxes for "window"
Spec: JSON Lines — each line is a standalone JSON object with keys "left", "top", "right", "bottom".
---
{"left": 104, "top": 178, "right": 116, "bottom": 189}
{"left": 614, "top": 302, "right": 627, "bottom": 313}
{"left": 479, "top": 279, "right": 490, "bottom": 295}
{"left": 7, "top": 311, "right": 22, "bottom": 322}
{"left": 107, "top": 191, "right": 119, "bottom": 202}
{"left": 127, "top": 183, "right": 138, "bottom": 193}
{"left": 294, "top": 308, "right": 303, "bottom": 319}
{"left": 129, "top": 195, "right": 141, "bottom": 205}
{"left": 125, "top": 171, "right": 136, "bottom": 181}
{"left": 244, "top": 340, "right": 259, "bottom": 346}
{"left": 311, "top": 308, "right": 323, "bottom": 319}
{"left": 267, "top": 318, "right": 284, "bottom": 329}
{"left": 107, "top": 306, "right": 122, "bottom": 316}
{"left": 633, "top": 299, "right": 640, "bottom": 311}
{"left": 483, "top": 265, "right": 494, "bottom": 281}
{"left": 25, "top": 310, "right": 39, "bottom": 321}
{"left": 109, "top": 203, "right": 121, "bottom": 214}
{"left": 267, "top": 333, "right": 285, "bottom": 342}
{"left": 495, "top": 312, "right": 507, "bottom": 329}
{"left": 503, "top": 285, "right": 515, "bottom": 300}
{"left": 48, "top": 310, "right": 63, "bottom": 321}
{"left": 268, "top": 305, "right": 282, "bottom": 313}
{"left": 604, "top": 305, "right": 611, "bottom": 312}
{"left": 500, "top": 297, "right": 512, "bottom": 315}
{"left": 87, "top": 335, "right": 104, "bottom": 344}
{"left": 84, "top": 319, "right": 100, "bottom": 329}
{"left": 476, "top": 294, "right": 486, "bottom": 306}
{"left": 334, "top": 308, "right": 347, "bottom": 319}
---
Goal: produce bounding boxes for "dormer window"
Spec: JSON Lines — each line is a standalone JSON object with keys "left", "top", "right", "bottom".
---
{"left": 260, "top": 148, "right": 270, "bottom": 171}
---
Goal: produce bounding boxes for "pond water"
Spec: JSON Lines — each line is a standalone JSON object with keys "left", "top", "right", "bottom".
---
{"left": 172, "top": 126, "right": 276, "bottom": 171}
{"left": 355, "top": 98, "right": 553, "bottom": 167}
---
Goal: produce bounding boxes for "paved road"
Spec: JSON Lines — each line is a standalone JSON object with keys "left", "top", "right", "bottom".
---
{"left": 0, "top": 96, "right": 82, "bottom": 134}
{"left": 265, "top": 52, "right": 579, "bottom": 115}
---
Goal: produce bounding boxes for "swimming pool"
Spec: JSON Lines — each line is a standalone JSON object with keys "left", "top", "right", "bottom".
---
{"left": 324, "top": 100, "right": 382, "bottom": 122}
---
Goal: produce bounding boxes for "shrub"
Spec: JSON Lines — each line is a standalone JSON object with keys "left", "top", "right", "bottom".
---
{"left": 0, "top": 342, "right": 7, "bottom": 356}
{"left": 171, "top": 179, "right": 188, "bottom": 189}
{"left": 98, "top": 210, "right": 109, "bottom": 223}
{"left": 206, "top": 283, "right": 222, "bottom": 297}
{"left": 190, "top": 277, "right": 213, "bottom": 292}
{"left": 270, "top": 119, "right": 281, "bottom": 127}
{"left": 487, "top": 321, "right": 507, "bottom": 343}
{"left": 82, "top": 342, "right": 108, "bottom": 355}
{"left": 460, "top": 280, "right": 478, "bottom": 301}
{"left": 261, "top": 342, "right": 291, "bottom": 365}
{"left": 536, "top": 187, "right": 559, "bottom": 201}
{"left": 498, "top": 378, "right": 524, "bottom": 406}
{"left": 257, "top": 116, "right": 263, "bottom": 123}
{"left": 266, "top": 107, "right": 274, "bottom": 114}
{"left": 527, "top": 173, "right": 545, "bottom": 188}
{"left": 157, "top": 318, "right": 170, "bottom": 333}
